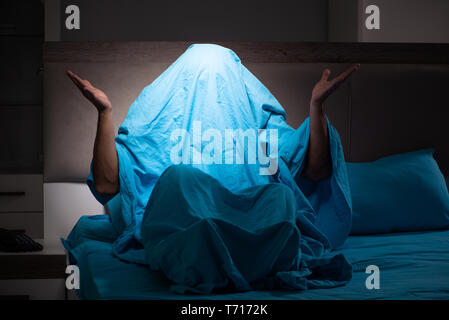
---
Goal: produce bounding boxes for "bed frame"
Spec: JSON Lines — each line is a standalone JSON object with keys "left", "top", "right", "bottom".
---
{"left": 43, "top": 41, "right": 449, "bottom": 243}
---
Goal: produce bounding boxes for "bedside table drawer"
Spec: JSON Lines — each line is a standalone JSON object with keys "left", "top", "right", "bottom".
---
{"left": 0, "top": 175, "right": 43, "bottom": 212}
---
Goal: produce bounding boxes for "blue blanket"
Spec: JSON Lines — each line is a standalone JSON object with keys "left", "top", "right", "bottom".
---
{"left": 66, "top": 44, "right": 353, "bottom": 294}
{"left": 63, "top": 216, "right": 449, "bottom": 299}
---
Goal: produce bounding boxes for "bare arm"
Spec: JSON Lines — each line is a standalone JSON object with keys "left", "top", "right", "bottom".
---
{"left": 304, "top": 101, "right": 331, "bottom": 182}
{"left": 93, "top": 108, "right": 119, "bottom": 194}
{"left": 67, "top": 70, "right": 119, "bottom": 194}
{"left": 302, "top": 64, "right": 360, "bottom": 182}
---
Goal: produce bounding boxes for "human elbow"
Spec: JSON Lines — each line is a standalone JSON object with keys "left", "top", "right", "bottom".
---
{"left": 302, "top": 166, "right": 332, "bottom": 182}
{"left": 95, "top": 180, "right": 119, "bottom": 195}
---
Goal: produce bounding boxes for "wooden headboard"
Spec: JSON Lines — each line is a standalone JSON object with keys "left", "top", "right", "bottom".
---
{"left": 43, "top": 41, "right": 449, "bottom": 181}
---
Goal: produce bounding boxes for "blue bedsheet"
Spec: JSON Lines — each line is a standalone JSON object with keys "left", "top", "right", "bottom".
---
{"left": 74, "top": 43, "right": 353, "bottom": 293}
{"left": 63, "top": 215, "right": 449, "bottom": 300}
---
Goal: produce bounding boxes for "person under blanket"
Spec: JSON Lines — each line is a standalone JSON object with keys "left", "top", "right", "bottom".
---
{"left": 65, "top": 44, "right": 359, "bottom": 293}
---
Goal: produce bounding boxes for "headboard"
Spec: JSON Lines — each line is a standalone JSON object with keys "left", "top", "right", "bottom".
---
{"left": 43, "top": 41, "right": 449, "bottom": 182}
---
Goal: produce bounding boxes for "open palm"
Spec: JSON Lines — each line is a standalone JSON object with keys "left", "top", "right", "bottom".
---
{"left": 66, "top": 70, "right": 112, "bottom": 112}
{"left": 312, "top": 64, "right": 360, "bottom": 106}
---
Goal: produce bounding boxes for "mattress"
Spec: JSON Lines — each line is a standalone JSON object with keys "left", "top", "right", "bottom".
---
{"left": 67, "top": 223, "right": 449, "bottom": 300}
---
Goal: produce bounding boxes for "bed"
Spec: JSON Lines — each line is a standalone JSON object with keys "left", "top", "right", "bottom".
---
{"left": 66, "top": 218, "right": 449, "bottom": 300}
{"left": 43, "top": 42, "right": 449, "bottom": 300}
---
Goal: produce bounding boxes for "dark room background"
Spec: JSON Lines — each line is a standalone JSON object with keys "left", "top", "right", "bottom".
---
{"left": 1, "top": 1, "right": 43, "bottom": 175}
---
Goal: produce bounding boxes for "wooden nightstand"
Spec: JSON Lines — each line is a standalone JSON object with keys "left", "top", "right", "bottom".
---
{"left": 0, "top": 175, "right": 70, "bottom": 299}
{"left": 0, "top": 238, "right": 69, "bottom": 300}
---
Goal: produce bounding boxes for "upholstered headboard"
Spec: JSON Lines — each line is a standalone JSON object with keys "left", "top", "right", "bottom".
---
{"left": 43, "top": 42, "right": 449, "bottom": 182}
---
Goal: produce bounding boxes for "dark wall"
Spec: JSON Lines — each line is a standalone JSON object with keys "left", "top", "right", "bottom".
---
{"left": 58, "top": 0, "right": 328, "bottom": 41}
{"left": 359, "top": 0, "right": 449, "bottom": 43}
{"left": 0, "top": 0, "right": 44, "bottom": 173}
{"left": 54, "top": 0, "right": 449, "bottom": 43}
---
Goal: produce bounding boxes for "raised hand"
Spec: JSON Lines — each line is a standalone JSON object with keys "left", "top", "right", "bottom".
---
{"left": 66, "top": 70, "right": 112, "bottom": 113}
{"left": 66, "top": 70, "right": 118, "bottom": 194}
{"left": 311, "top": 64, "right": 360, "bottom": 108}
{"left": 303, "top": 64, "right": 360, "bottom": 182}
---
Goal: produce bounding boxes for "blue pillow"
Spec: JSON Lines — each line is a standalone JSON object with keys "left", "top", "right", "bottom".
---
{"left": 346, "top": 149, "right": 449, "bottom": 235}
